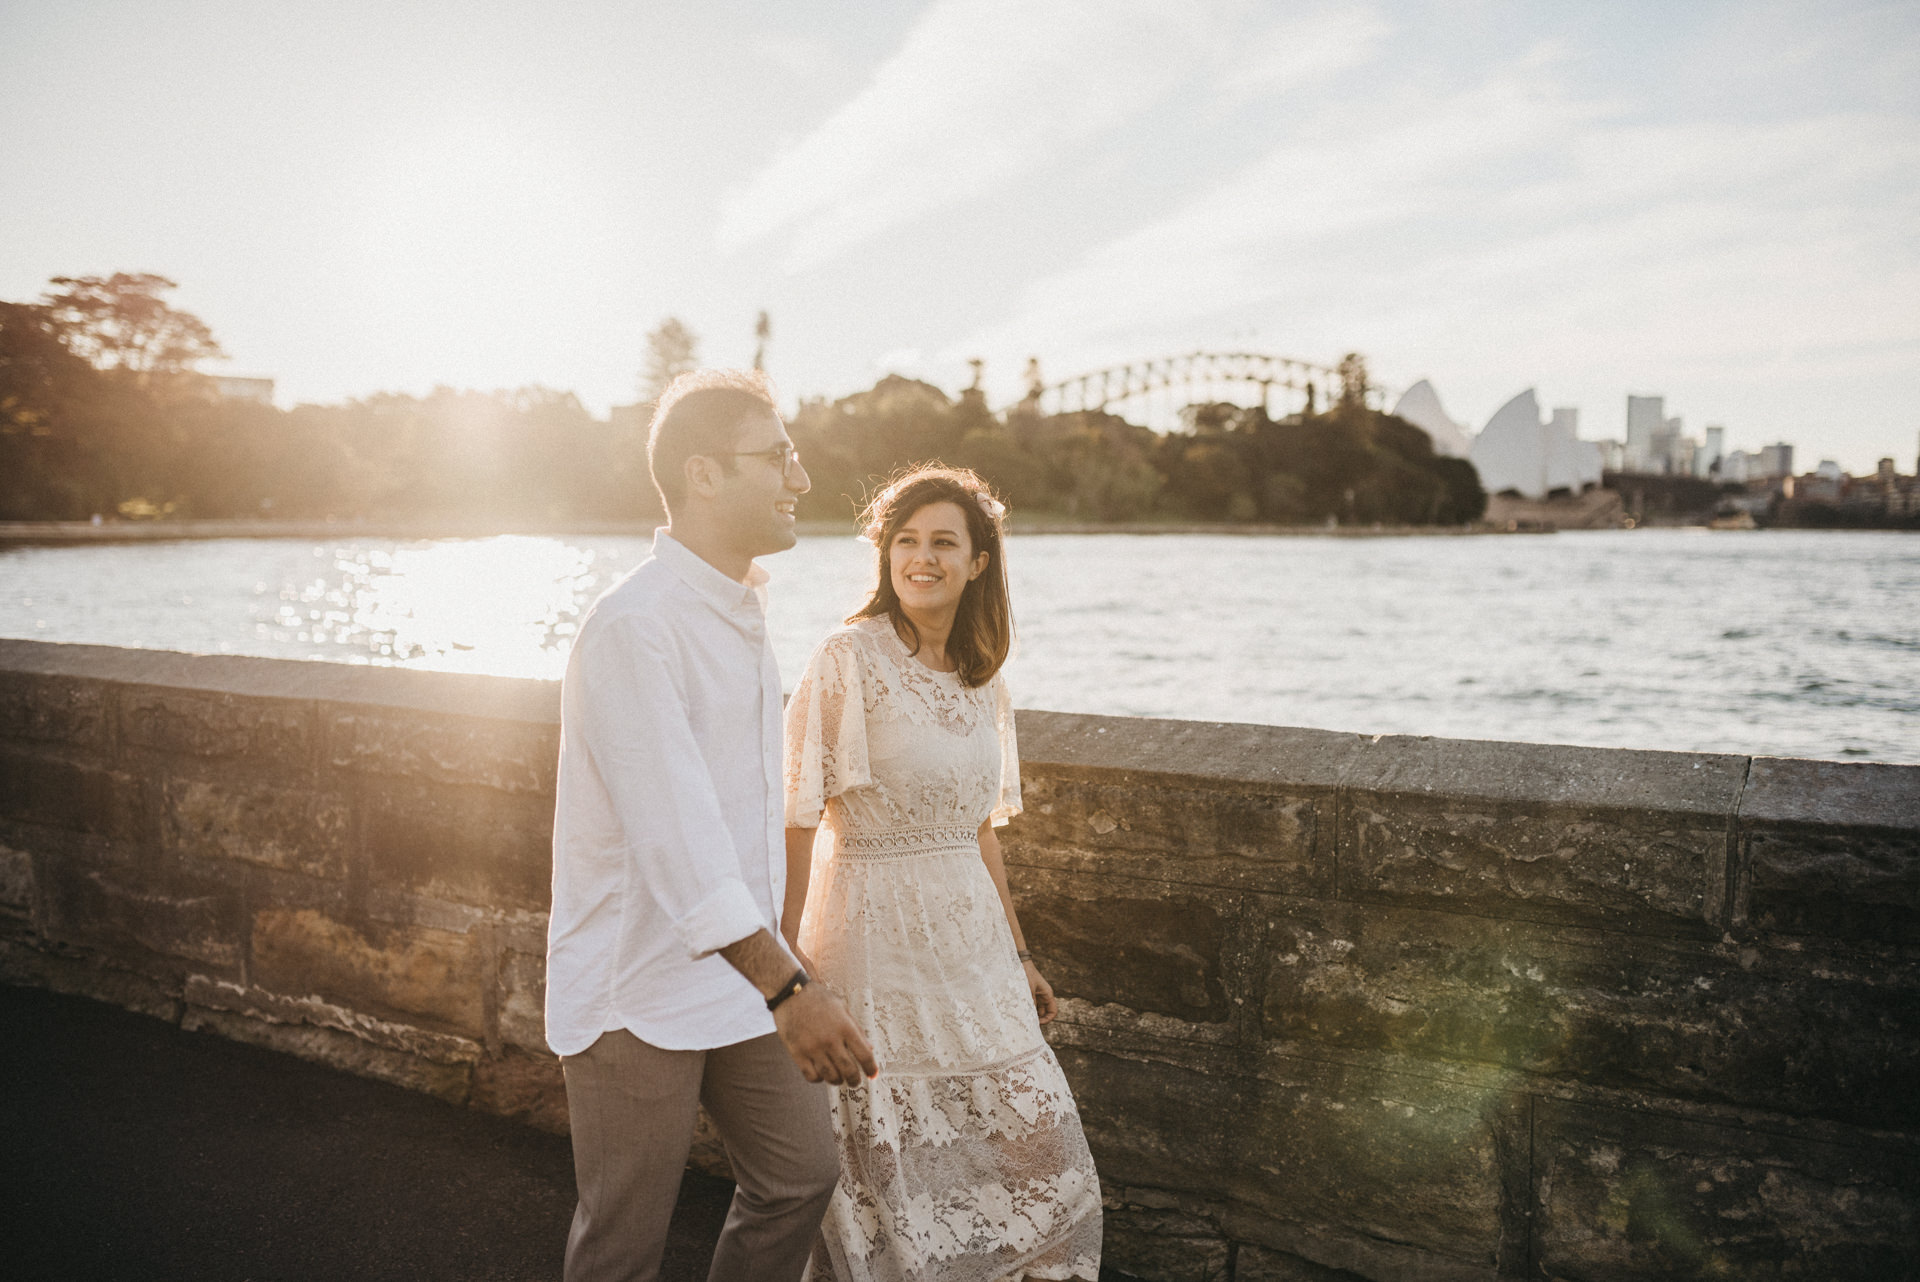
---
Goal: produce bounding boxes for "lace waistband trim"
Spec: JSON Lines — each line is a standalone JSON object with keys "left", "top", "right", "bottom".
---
{"left": 832, "top": 820, "right": 981, "bottom": 861}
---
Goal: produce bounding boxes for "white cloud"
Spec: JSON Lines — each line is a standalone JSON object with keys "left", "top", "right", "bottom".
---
{"left": 716, "top": 0, "right": 1393, "bottom": 272}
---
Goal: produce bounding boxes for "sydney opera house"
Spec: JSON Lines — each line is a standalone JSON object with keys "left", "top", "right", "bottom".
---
{"left": 1391, "top": 380, "right": 1604, "bottom": 500}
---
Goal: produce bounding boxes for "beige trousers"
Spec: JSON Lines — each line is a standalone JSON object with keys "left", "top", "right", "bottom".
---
{"left": 562, "top": 1029, "right": 836, "bottom": 1282}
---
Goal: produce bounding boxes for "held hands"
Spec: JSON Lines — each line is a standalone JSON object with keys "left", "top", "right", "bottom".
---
{"left": 772, "top": 980, "right": 878, "bottom": 1086}
{"left": 1025, "top": 959, "right": 1057, "bottom": 1024}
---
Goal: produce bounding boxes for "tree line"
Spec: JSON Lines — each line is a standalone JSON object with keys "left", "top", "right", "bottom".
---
{"left": 1, "top": 275, "right": 1483, "bottom": 527}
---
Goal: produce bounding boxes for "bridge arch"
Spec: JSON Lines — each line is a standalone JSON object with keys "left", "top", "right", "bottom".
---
{"left": 1005, "top": 351, "right": 1393, "bottom": 430}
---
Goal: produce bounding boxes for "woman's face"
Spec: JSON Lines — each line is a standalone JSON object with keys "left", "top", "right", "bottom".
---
{"left": 888, "top": 500, "right": 988, "bottom": 619}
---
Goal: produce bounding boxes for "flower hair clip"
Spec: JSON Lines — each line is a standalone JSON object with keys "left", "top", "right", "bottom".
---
{"left": 975, "top": 491, "right": 1006, "bottom": 523}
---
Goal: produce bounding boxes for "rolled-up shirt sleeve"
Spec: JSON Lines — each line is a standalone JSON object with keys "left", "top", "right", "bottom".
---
{"left": 575, "top": 612, "right": 766, "bottom": 959}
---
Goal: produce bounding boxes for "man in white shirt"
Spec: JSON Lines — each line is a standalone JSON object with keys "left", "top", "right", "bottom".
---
{"left": 547, "top": 369, "right": 875, "bottom": 1282}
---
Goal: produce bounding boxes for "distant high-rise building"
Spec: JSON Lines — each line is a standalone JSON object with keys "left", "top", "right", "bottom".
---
{"left": 1816, "top": 459, "right": 1844, "bottom": 481}
{"left": 1701, "top": 426, "right": 1725, "bottom": 477}
{"left": 1625, "top": 395, "right": 1666, "bottom": 470}
{"left": 1758, "top": 443, "right": 1795, "bottom": 478}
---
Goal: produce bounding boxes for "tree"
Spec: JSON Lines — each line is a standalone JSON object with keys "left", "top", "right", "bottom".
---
{"left": 639, "top": 317, "right": 699, "bottom": 403}
{"left": 40, "top": 273, "right": 223, "bottom": 379}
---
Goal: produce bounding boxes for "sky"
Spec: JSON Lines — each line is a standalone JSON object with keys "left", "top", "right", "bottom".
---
{"left": 3, "top": 0, "right": 1917, "bottom": 472}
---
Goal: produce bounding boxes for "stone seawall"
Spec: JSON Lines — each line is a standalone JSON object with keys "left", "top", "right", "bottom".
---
{"left": 1, "top": 638, "right": 1915, "bottom": 1281}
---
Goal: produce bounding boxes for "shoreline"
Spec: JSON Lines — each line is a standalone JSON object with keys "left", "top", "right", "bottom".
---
{"left": 3, "top": 516, "right": 1544, "bottom": 546}
{"left": 3, "top": 516, "right": 1901, "bottom": 547}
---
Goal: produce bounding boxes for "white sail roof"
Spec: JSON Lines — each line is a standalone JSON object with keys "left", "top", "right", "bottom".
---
{"left": 1391, "top": 379, "right": 1473, "bottom": 458}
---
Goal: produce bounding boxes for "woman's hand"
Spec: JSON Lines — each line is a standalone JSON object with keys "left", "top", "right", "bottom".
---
{"left": 1024, "top": 959, "right": 1057, "bottom": 1025}
{"left": 784, "top": 933, "right": 817, "bottom": 977}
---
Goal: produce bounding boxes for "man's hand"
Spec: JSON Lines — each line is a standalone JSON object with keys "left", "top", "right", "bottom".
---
{"left": 771, "top": 982, "right": 878, "bottom": 1086}
{"left": 718, "top": 928, "right": 876, "bottom": 1085}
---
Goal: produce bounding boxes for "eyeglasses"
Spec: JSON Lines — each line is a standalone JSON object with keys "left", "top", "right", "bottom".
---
{"left": 720, "top": 443, "right": 802, "bottom": 476}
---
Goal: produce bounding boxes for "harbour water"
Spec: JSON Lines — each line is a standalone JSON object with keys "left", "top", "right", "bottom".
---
{"left": 1, "top": 529, "right": 1914, "bottom": 763}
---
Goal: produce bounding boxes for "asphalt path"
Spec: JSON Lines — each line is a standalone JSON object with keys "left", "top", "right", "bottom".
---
{"left": 0, "top": 984, "right": 730, "bottom": 1281}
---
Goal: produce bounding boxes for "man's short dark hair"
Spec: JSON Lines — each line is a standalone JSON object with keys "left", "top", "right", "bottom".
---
{"left": 647, "top": 369, "right": 779, "bottom": 515}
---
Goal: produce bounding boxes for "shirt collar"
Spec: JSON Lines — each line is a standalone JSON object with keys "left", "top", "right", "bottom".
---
{"left": 652, "top": 528, "right": 769, "bottom": 614}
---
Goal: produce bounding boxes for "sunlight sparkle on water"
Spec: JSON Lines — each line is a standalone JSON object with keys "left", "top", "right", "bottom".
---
{"left": 293, "top": 537, "right": 598, "bottom": 679}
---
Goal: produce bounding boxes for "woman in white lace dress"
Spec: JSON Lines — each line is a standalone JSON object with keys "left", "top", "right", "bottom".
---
{"left": 782, "top": 466, "right": 1102, "bottom": 1282}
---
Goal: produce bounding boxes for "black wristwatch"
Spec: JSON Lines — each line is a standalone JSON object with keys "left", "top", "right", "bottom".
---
{"left": 766, "top": 968, "right": 810, "bottom": 1012}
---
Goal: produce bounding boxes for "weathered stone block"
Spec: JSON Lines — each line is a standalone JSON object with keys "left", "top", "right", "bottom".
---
{"left": 1220, "top": 1050, "right": 1517, "bottom": 1279}
{"left": 1338, "top": 736, "right": 1746, "bottom": 934}
{"left": 1258, "top": 900, "right": 1920, "bottom": 1128}
{"left": 361, "top": 779, "right": 552, "bottom": 911}
{"left": 0, "top": 746, "right": 146, "bottom": 841}
{"left": 0, "top": 672, "right": 109, "bottom": 749}
{"left": 497, "top": 947, "right": 548, "bottom": 1052}
{"left": 161, "top": 776, "right": 351, "bottom": 879}
{"left": 1008, "top": 867, "right": 1236, "bottom": 1024}
{"left": 1016, "top": 711, "right": 1367, "bottom": 793}
{"left": 1533, "top": 1098, "right": 1920, "bottom": 1280}
{"left": 1051, "top": 1045, "right": 1238, "bottom": 1197}
{"left": 1099, "top": 1202, "right": 1231, "bottom": 1281}
{"left": 120, "top": 687, "right": 312, "bottom": 762}
{"left": 0, "top": 939, "right": 184, "bottom": 1020}
{"left": 181, "top": 973, "right": 482, "bottom": 1063}
{"left": 1234, "top": 1241, "right": 1389, "bottom": 1281}
{"left": 249, "top": 907, "right": 487, "bottom": 1035}
{"left": 1735, "top": 757, "right": 1920, "bottom": 945}
{"left": 1008, "top": 770, "right": 1332, "bottom": 896}
{"left": 0, "top": 841, "right": 32, "bottom": 912}
{"left": 470, "top": 1047, "right": 568, "bottom": 1135}
{"left": 36, "top": 850, "right": 241, "bottom": 974}
{"left": 326, "top": 706, "right": 557, "bottom": 795}
{"left": 180, "top": 1003, "right": 474, "bottom": 1103}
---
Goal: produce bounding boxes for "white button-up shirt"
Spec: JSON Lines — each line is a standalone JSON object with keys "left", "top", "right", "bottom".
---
{"left": 545, "top": 530, "right": 784, "bottom": 1055}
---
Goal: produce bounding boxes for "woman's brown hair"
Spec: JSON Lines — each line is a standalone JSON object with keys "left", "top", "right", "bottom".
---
{"left": 849, "top": 464, "right": 1013, "bottom": 688}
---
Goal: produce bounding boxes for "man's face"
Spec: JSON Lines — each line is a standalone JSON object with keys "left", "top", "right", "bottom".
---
{"left": 709, "top": 409, "right": 811, "bottom": 558}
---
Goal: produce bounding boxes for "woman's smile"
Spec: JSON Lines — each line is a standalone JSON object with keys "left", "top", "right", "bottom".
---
{"left": 888, "top": 500, "right": 986, "bottom": 617}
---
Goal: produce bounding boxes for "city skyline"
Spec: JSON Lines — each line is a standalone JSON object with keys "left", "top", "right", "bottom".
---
{"left": 3, "top": 0, "right": 1916, "bottom": 473}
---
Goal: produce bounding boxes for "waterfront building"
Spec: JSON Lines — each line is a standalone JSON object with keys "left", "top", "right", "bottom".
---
{"left": 1470, "top": 388, "right": 1603, "bottom": 499}
{"left": 1390, "top": 379, "right": 1474, "bottom": 458}
{"left": 1817, "top": 459, "right": 1844, "bottom": 482}
{"left": 1759, "top": 442, "right": 1795, "bottom": 478}
{"left": 1797, "top": 470, "right": 1843, "bottom": 503}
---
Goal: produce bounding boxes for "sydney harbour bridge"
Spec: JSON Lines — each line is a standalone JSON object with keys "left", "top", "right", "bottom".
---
{"left": 993, "top": 350, "right": 1396, "bottom": 432}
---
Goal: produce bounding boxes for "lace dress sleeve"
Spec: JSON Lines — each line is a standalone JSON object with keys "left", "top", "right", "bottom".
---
{"left": 784, "top": 633, "right": 872, "bottom": 828}
{"left": 990, "top": 672, "right": 1022, "bottom": 827}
